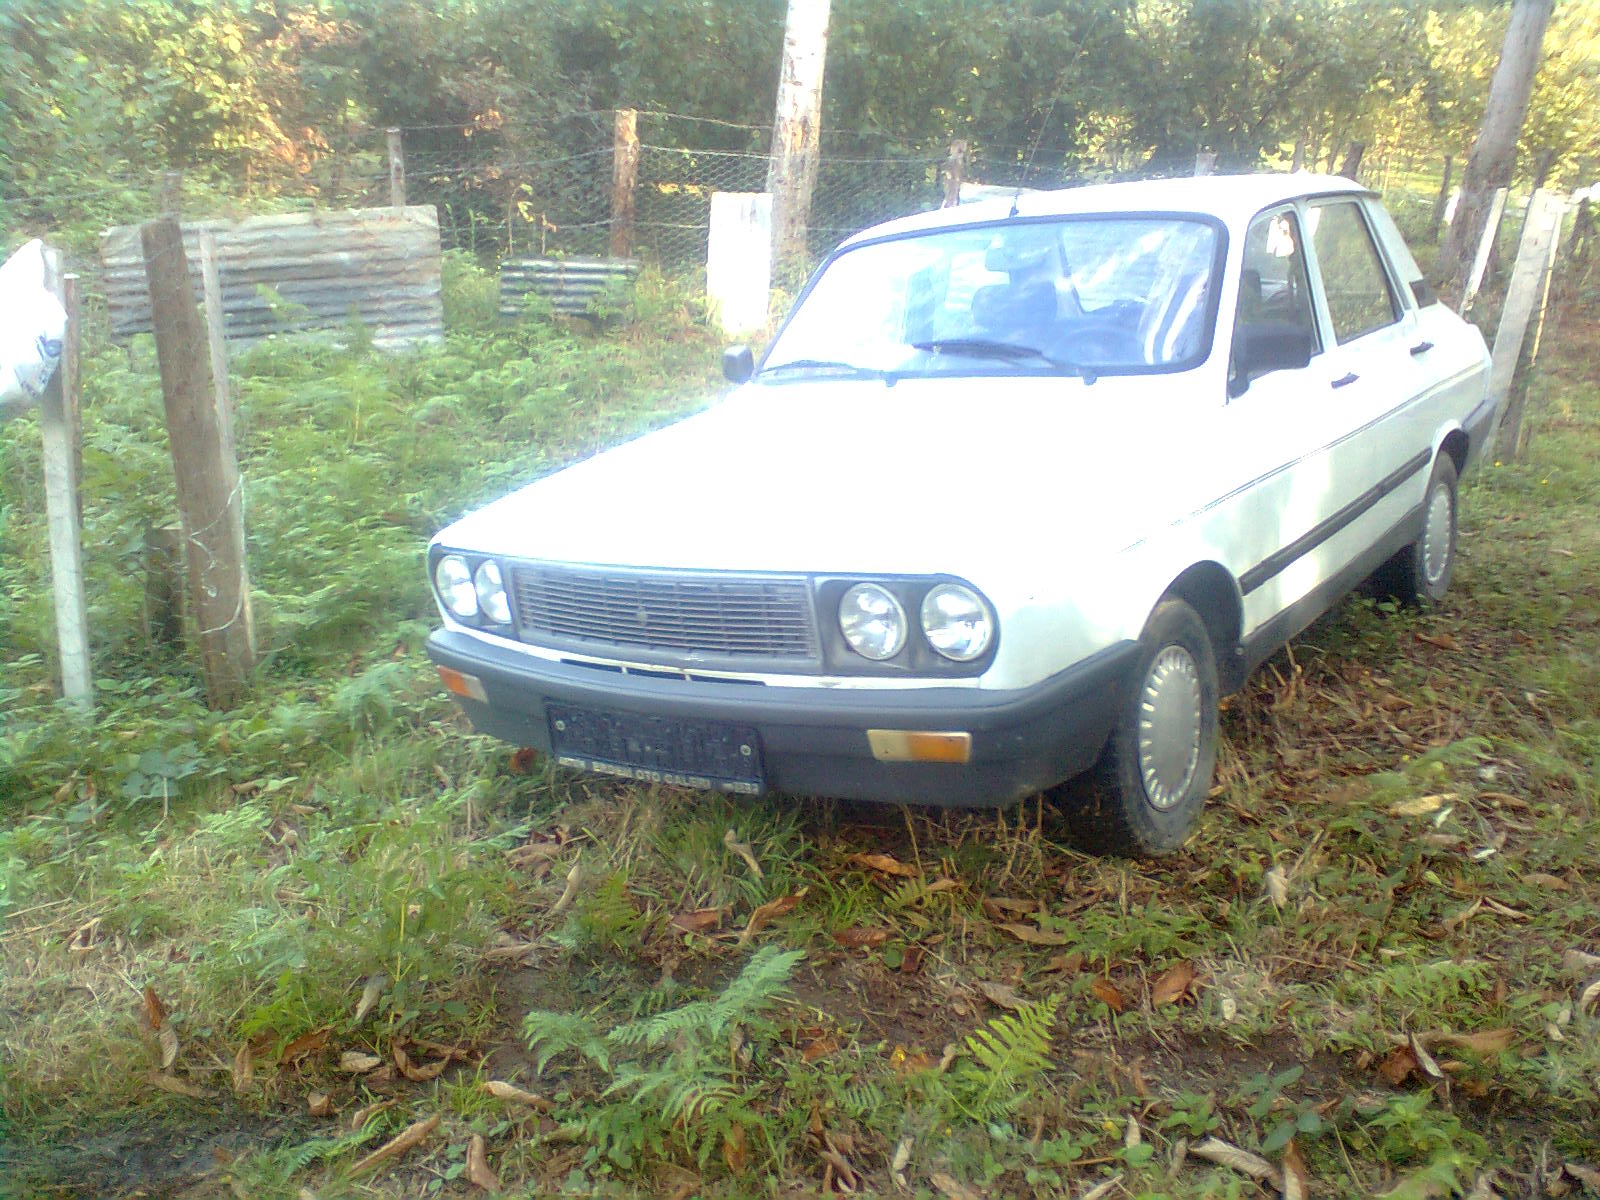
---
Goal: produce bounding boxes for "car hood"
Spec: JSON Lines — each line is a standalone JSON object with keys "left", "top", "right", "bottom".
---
{"left": 435, "top": 374, "right": 1200, "bottom": 581}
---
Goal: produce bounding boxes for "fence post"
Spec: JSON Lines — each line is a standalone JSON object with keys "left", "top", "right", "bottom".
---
{"left": 611, "top": 108, "right": 640, "bottom": 259}
{"left": 140, "top": 216, "right": 256, "bottom": 709}
{"left": 1499, "top": 194, "right": 1566, "bottom": 461}
{"left": 62, "top": 273, "right": 83, "bottom": 529}
{"left": 1484, "top": 190, "right": 1563, "bottom": 462}
{"left": 387, "top": 128, "right": 406, "bottom": 209}
{"left": 39, "top": 249, "right": 92, "bottom": 707}
{"left": 767, "top": 0, "right": 831, "bottom": 281}
{"left": 159, "top": 170, "right": 183, "bottom": 218}
{"left": 1460, "top": 186, "right": 1509, "bottom": 314}
{"left": 943, "top": 140, "right": 968, "bottom": 207}
{"left": 1193, "top": 151, "right": 1217, "bottom": 177}
{"left": 1426, "top": 155, "right": 1454, "bottom": 243}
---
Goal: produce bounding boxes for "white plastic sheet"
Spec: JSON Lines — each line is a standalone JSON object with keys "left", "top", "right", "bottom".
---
{"left": 0, "top": 239, "right": 68, "bottom": 415}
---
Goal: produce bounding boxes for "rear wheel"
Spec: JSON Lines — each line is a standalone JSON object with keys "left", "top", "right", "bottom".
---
{"left": 1373, "top": 454, "right": 1458, "bottom": 605}
{"left": 1066, "top": 598, "right": 1219, "bottom": 856}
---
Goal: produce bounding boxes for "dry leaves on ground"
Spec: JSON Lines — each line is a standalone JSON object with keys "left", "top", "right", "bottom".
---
{"left": 1190, "top": 1137, "right": 1281, "bottom": 1187}
{"left": 975, "top": 980, "right": 1027, "bottom": 1011}
{"left": 466, "top": 1133, "right": 498, "bottom": 1190}
{"left": 1151, "top": 960, "right": 1200, "bottom": 1007}
{"left": 739, "top": 888, "right": 808, "bottom": 945}
{"left": 723, "top": 829, "right": 765, "bottom": 880}
{"left": 350, "top": 1113, "right": 440, "bottom": 1175}
{"left": 307, "top": 1092, "right": 334, "bottom": 1117}
{"left": 279, "top": 1026, "right": 331, "bottom": 1067}
{"left": 997, "top": 922, "right": 1071, "bottom": 946}
{"left": 352, "top": 974, "right": 387, "bottom": 1024}
{"left": 847, "top": 852, "right": 919, "bottom": 877}
{"left": 482, "top": 1080, "right": 553, "bottom": 1111}
{"left": 339, "top": 1051, "right": 383, "bottom": 1073}
{"left": 833, "top": 926, "right": 890, "bottom": 950}
{"left": 1090, "top": 978, "right": 1125, "bottom": 1013}
{"left": 670, "top": 907, "right": 722, "bottom": 934}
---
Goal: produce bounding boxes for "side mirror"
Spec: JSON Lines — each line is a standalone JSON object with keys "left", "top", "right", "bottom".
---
{"left": 1231, "top": 320, "right": 1313, "bottom": 392}
{"left": 722, "top": 345, "right": 754, "bottom": 384}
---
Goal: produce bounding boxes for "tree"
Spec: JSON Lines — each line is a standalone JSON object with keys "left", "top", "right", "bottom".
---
{"left": 1439, "top": 0, "right": 1556, "bottom": 290}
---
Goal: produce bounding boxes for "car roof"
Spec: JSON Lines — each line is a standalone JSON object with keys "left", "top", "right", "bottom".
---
{"left": 836, "top": 171, "right": 1371, "bottom": 249}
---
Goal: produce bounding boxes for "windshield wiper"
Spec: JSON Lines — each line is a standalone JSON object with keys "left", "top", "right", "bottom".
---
{"left": 756, "top": 358, "right": 891, "bottom": 382}
{"left": 909, "top": 339, "right": 1098, "bottom": 382}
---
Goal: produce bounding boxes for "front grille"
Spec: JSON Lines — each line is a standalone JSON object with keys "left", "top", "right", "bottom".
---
{"left": 510, "top": 563, "right": 820, "bottom": 663}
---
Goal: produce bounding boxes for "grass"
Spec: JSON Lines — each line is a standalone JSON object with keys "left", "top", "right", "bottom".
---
{"left": 2, "top": 249, "right": 1598, "bottom": 1199}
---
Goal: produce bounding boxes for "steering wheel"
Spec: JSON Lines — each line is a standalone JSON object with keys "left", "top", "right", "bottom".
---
{"left": 1056, "top": 323, "right": 1145, "bottom": 367}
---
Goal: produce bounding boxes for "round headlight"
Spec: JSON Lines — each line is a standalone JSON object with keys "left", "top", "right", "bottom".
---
{"left": 474, "top": 560, "right": 512, "bottom": 625}
{"left": 920, "top": 583, "right": 994, "bottom": 662}
{"left": 839, "top": 583, "right": 907, "bottom": 661}
{"left": 434, "top": 554, "right": 479, "bottom": 619}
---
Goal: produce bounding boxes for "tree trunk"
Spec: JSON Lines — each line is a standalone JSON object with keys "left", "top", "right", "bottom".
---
{"left": 1439, "top": 0, "right": 1555, "bottom": 288}
{"left": 766, "top": 0, "right": 831, "bottom": 284}
{"left": 1338, "top": 141, "right": 1366, "bottom": 180}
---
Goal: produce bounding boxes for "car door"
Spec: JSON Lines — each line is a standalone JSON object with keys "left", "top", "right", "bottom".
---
{"left": 1297, "top": 195, "right": 1428, "bottom": 578}
{"left": 1207, "top": 204, "right": 1345, "bottom": 638}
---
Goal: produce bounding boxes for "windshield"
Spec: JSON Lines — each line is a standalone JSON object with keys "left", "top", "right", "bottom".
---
{"left": 761, "top": 215, "right": 1221, "bottom": 379}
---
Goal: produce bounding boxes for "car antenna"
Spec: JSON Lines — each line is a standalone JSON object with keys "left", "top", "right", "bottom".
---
{"left": 1011, "top": 93, "right": 1060, "bottom": 218}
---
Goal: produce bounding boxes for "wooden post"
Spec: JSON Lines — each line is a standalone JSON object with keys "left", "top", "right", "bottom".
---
{"left": 1499, "top": 195, "right": 1566, "bottom": 461}
{"left": 38, "top": 248, "right": 92, "bottom": 707}
{"left": 1426, "top": 155, "right": 1454, "bottom": 243}
{"left": 943, "top": 140, "right": 968, "bottom": 208}
{"left": 387, "top": 128, "right": 406, "bottom": 209}
{"left": 1484, "top": 190, "right": 1562, "bottom": 462}
{"left": 610, "top": 108, "right": 640, "bottom": 259}
{"left": 766, "top": 0, "right": 831, "bottom": 281}
{"left": 140, "top": 216, "right": 256, "bottom": 709}
{"left": 1459, "top": 187, "right": 1509, "bottom": 314}
{"left": 62, "top": 273, "right": 83, "bottom": 529}
{"left": 1193, "top": 151, "right": 1217, "bottom": 177}
{"left": 159, "top": 170, "right": 183, "bottom": 217}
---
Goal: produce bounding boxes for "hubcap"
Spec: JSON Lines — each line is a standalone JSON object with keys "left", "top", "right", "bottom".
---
{"left": 1422, "top": 482, "right": 1453, "bottom": 586}
{"left": 1136, "top": 646, "right": 1203, "bottom": 811}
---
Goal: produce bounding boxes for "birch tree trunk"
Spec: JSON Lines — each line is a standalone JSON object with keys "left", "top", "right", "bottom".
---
{"left": 767, "top": 0, "right": 831, "bottom": 284}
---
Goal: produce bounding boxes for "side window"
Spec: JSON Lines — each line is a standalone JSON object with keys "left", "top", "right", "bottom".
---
{"left": 1231, "top": 208, "right": 1317, "bottom": 389}
{"left": 1307, "top": 200, "right": 1400, "bottom": 343}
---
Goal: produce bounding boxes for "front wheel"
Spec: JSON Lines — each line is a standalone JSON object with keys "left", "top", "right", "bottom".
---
{"left": 1066, "top": 598, "right": 1219, "bottom": 856}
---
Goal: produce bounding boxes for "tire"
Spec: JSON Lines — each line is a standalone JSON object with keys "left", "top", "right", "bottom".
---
{"left": 1373, "top": 454, "right": 1458, "bottom": 605}
{"left": 1065, "top": 598, "right": 1219, "bottom": 857}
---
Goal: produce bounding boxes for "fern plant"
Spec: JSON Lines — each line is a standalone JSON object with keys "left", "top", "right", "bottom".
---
{"left": 941, "top": 994, "right": 1061, "bottom": 1120}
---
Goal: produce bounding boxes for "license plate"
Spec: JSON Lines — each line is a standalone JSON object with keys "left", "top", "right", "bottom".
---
{"left": 546, "top": 704, "right": 765, "bottom": 795}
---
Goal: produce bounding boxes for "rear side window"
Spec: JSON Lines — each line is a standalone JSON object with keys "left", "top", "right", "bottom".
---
{"left": 1307, "top": 200, "right": 1400, "bottom": 343}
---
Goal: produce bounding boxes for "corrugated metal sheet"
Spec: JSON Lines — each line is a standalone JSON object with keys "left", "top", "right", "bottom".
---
{"left": 100, "top": 206, "right": 443, "bottom": 350}
{"left": 500, "top": 256, "right": 640, "bottom": 318}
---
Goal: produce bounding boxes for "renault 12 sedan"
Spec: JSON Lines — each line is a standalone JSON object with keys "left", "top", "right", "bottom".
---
{"left": 425, "top": 174, "right": 1493, "bottom": 855}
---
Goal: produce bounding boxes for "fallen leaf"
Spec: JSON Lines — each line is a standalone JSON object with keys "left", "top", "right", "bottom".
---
{"left": 507, "top": 747, "right": 537, "bottom": 775}
{"left": 930, "top": 1170, "right": 982, "bottom": 1200}
{"left": 307, "top": 1092, "right": 334, "bottom": 1117}
{"left": 1078, "top": 1176, "right": 1123, "bottom": 1200}
{"left": 1561, "top": 949, "right": 1600, "bottom": 977}
{"left": 482, "top": 1080, "right": 552, "bottom": 1111}
{"left": 1524, "top": 872, "right": 1569, "bottom": 890}
{"left": 1090, "top": 978, "right": 1124, "bottom": 1014}
{"left": 1151, "top": 961, "right": 1199, "bottom": 1007}
{"left": 1563, "top": 1162, "right": 1600, "bottom": 1189}
{"left": 833, "top": 926, "right": 889, "bottom": 950}
{"left": 997, "top": 922, "right": 1070, "bottom": 946}
{"left": 1124, "top": 1114, "right": 1141, "bottom": 1148}
{"left": 466, "top": 1133, "right": 498, "bottom": 1190}
{"left": 350, "top": 1113, "right": 440, "bottom": 1175}
{"left": 1410, "top": 1034, "right": 1444, "bottom": 1079}
{"left": 847, "top": 852, "right": 918, "bottom": 877}
{"left": 670, "top": 907, "right": 722, "bottom": 934}
{"left": 722, "top": 1124, "right": 749, "bottom": 1174}
{"left": 723, "top": 829, "right": 765, "bottom": 881}
{"left": 506, "top": 840, "right": 560, "bottom": 869}
{"left": 339, "top": 1051, "right": 383, "bottom": 1074}
{"left": 1378, "top": 1043, "right": 1419, "bottom": 1085}
{"left": 349, "top": 1098, "right": 398, "bottom": 1132}
{"left": 1428, "top": 1028, "right": 1514, "bottom": 1055}
{"left": 1190, "top": 1137, "right": 1281, "bottom": 1186}
{"left": 484, "top": 932, "right": 537, "bottom": 963}
{"left": 550, "top": 862, "right": 583, "bottom": 914}
{"left": 352, "top": 974, "right": 387, "bottom": 1024}
{"left": 394, "top": 1044, "right": 448, "bottom": 1082}
{"left": 738, "top": 887, "right": 808, "bottom": 945}
{"left": 1282, "top": 1139, "right": 1309, "bottom": 1200}
{"left": 976, "top": 980, "right": 1027, "bottom": 1011}
{"left": 231, "top": 1043, "right": 254, "bottom": 1096}
{"left": 1417, "top": 631, "right": 1460, "bottom": 651}
{"left": 411, "top": 1038, "right": 474, "bottom": 1062}
{"left": 158, "top": 1024, "right": 179, "bottom": 1071}
{"left": 1444, "top": 899, "right": 1484, "bottom": 932}
{"left": 802, "top": 1036, "right": 840, "bottom": 1063}
{"left": 147, "top": 1071, "right": 215, "bottom": 1099}
{"left": 280, "top": 1026, "right": 331, "bottom": 1067}
{"left": 1579, "top": 978, "right": 1600, "bottom": 1016}
{"left": 891, "top": 1135, "right": 913, "bottom": 1191}
{"left": 923, "top": 878, "right": 962, "bottom": 894}
{"left": 888, "top": 1046, "right": 935, "bottom": 1075}
{"left": 900, "top": 944, "right": 926, "bottom": 975}
{"left": 1043, "top": 951, "right": 1085, "bottom": 975}
{"left": 143, "top": 986, "right": 168, "bottom": 1031}
{"left": 1263, "top": 867, "right": 1289, "bottom": 909}
{"left": 1390, "top": 793, "right": 1454, "bottom": 817}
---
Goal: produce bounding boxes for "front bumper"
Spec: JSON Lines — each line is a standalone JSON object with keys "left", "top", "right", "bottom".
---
{"left": 426, "top": 629, "right": 1139, "bottom": 807}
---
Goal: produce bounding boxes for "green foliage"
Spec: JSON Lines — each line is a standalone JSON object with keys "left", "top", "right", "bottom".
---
{"left": 941, "top": 994, "right": 1060, "bottom": 1120}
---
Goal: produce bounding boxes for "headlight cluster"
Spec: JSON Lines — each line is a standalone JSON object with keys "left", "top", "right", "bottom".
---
{"left": 433, "top": 552, "right": 512, "bottom": 627}
{"left": 837, "top": 579, "right": 994, "bottom": 666}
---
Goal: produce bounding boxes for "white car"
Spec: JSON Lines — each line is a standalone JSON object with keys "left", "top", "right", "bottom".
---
{"left": 427, "top": 174, "right": 1492, "bottom": 854}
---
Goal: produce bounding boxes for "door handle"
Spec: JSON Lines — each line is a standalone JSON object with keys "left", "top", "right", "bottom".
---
{"left": 1409, "top": 341, "right": 1434, "bottom": 356}
{"left": 1331, "top": 372, "right": 1359, "bottom": 389}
